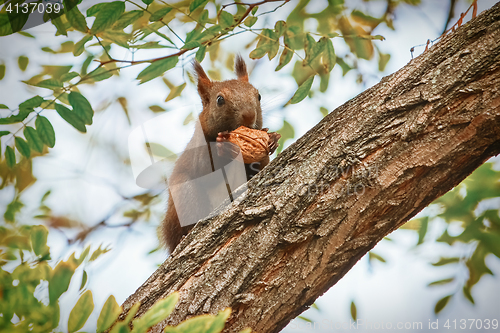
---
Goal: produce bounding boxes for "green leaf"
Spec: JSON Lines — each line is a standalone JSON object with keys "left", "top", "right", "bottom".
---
{"left": 148, "top": 143, "right": 176, "bottom": 160}
{"left": 141, "top": 0, "right": 154, "bottom": 4}
{"left": 289, "top": 75, "right": 314, "bottom": 104}
{"left": 4, "top": 199, "right": 24, "bottom": 222}
{"left": 87, "top": 67, "right": 113, "bottom": 82}
{"left": 64, "top": 0, "right": 89, "bottom": 33}
{"left": 130, "top": 41, "right": 170, "bottom": 49}
{"left": 31, "top": 225, "right": 50, "bottom": 256}
{"left": 198, "top": 25, "right": 222, "bottom": 43}
{"left": 42, "top": 65, "right": 73, "bottom": 79}
{"left": 0, "top": 108, "right": 32, "bottom": 124}
{"left": 249, "top": 29, "right": 279, "bottom": 60}
{"left": 0, "top": 104, "right": 8, "bottom": 109}
{"left": 431, "top": 257, "right": 460, "bottom": 266}
{"left": 5, "top": 146, "right": 15, "bottom": 168}
{"left": 87, "top": 3, "right": 107, "bottom": 17}
{"left": 323, "top": 38, "right": 336, "bottom": 72}
{"left": 336, "top": 57, "right": 352, "bottom": 76}
{"left": 149, "top": 105, "right": 165, "bottom": 112}
{"left": 378, "top": 52, "right": 390, "bottom": 72}
{"left": 351, "top": 9, "right": 382, "bottom": 29}
{"left": 20, "top": 95, "right": 44, "bottom": 109}
{"left": 49, "top": 261, "right": 75, "bottom": 304}
{"left": 417, "top": 216, "right": 429, "bottom": 245}
{"left": 149, "top": 7, "right": 172, "bottom": 22}
{"left": 91, "top": 1, "right": 125, "bottom": 34}
{"left": 80, "top": 270, "right": 88, "bottom": 290}
{"left": 18, "top": 31, "right": 33, "bottom": 38}
{"left": 434, "top": 295, "right": 452, "bottom": 314}
{"left": 350, "top": 301, "right": 357, "bottom": 321}
{"left": 0, "top": 130, "right": 9, "bottom": 137}
{"left": 218, "top": 11, "right": 233, "bottom": 29}
{"left": 0, "top": 63, "right": 5, "bottom": 80}
{"left": 113, "top": 10, "right": 144, "bottom": 30}
{"left": 51, "top": 15, "right": 68, "bottom": 36}
{"left": 137, "top": 56, "right": 178, "bottom": 84}
{"left": 68, "top": 290, "right": 94, "bottom": 333}
{"left": 15, "top": 137, "right": 30, "bottom": 158}
{"left": 0, "top": 10, "right": 29, "bottom": 36}
{"left": 36, "top": 116, "right": 56, "bottom": 148}
{"left": 274, "top": 20, "right": 286, "bottom": 36}
{"left": 69, "top": 92, "right": 93, "bottom": 125}
{"left": 244, "top": 16, "right": 257, "bottom": 27}
{"left": 18, "top": 55, "right": 29, "bottom": 71}
{"left": 98, "top": 295, "right": 122, "bottom": 333}
{"left": 60, "top": 71, "right": 80, "bottom": 82}
{"left": 184, "top": 24, "right": 203, "bottom": 44}
{"left": 428, "top": 277, "right": 454, "bottom": 286}
{"left": 131, "top": 293, "right": 179, "bottom": 333}
{"left": 195, "top": 45, "right": 206, "bottom": 62}
{"left": 164, "top": 307, "right": 230, "bottom": 333}
{"left": 74, "top": 35, "right": 92, "bottom": 56}
{"left": 181, "top": 40, "right": 201, "bottom": 50}
{"left": 55, "top": 104, "right": 86, "bottom": 133}
{"left": 276, "top": 119, "right": 294, "bottom": 153}
{"left": 275, "top": 47, "right": 292, "bottom": 71}
{"left": 165, "top": 83, "right": 186, "bottom": 102}
{"left": 89, "top": 245, "right": 111, "bottom": 261}
{"left": 462, "top": 286, "right": 475, "bottom": 304}
{"left": 479, "top": 232, "right": 500, "bottom": 258}
{"left": 81, "top": 56, "right": 93, "bottom": 76}
{"left": 303, "top": 34, "right": 325, "bottom": 66}
{"left": 24, "top": 127, "right": 44, "bottom": 153}
{"left": 319, "top": 72, "right": 329, "bottom": 92}
{"left": 284, "top": 26, "right": 304, "bottom": 50}
{"left": 33, "top": 79, "right": 63, "bottom": 90}
{"left": 368, "top": 251, "right": 386, "bottom": 263}
{"left": 42, "top": 46, "right": 61, "bottom": 54}
{"left": 189, "top": 0, "right": 208, "bottom": 13}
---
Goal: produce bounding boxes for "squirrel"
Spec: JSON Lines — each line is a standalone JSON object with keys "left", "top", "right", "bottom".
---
{"left": 159, "top": 55, "right": 280, "bottom": 254}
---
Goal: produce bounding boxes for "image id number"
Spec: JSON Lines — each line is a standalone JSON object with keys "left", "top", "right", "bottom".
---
{"left": 5, "top": 2, "right": 62, "bottom": 14}
{"left": 444, "top": 319, "right": 499, "bottom": 330}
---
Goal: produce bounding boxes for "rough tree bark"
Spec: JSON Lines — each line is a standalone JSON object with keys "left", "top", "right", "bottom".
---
{"left": 114, "top": 3, "right": 500, "bottom": 333}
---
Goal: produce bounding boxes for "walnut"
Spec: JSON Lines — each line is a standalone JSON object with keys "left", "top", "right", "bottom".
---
{"left": 227, "top": 126, "right": 270, "bottom": 164}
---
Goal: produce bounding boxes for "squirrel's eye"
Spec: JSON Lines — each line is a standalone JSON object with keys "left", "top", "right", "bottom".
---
{"left": 217, "top": 95, "right": 225, "bottom": 106}
{"left": 258, "top": 94, "right": 261, "bottom": 101}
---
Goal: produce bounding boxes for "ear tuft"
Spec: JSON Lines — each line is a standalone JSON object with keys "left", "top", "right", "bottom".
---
{"left": 193, "top": 60, "right": 212, "bottom": 106}
{"left": 235, "top": 54, "right": 248, "bottom": 82}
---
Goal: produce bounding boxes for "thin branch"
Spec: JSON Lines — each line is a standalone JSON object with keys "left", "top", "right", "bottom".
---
{"left": 125, "top": 0, "right": 183, "bottom": 45}
{"left": 95, "top": 36, "right": 112, "bottom": 60}
{"left": 442, "top": 0, "right": 457, "bottom": 35}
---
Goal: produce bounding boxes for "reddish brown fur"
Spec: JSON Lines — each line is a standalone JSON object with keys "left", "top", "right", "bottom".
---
{"left": 160, "top": 57, "right": 271, "bottom": 254}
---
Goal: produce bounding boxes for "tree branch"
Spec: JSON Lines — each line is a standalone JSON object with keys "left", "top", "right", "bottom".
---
{"left": 112, "top": 3, "right": 500, "bottom": 332}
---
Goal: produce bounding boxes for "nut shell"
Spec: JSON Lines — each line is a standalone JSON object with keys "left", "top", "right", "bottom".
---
{"left": 227, "top": 126, "right": 270, "bottom": 164}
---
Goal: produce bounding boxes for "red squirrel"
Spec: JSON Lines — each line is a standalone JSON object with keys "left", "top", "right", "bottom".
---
{"left": 159, "top": 56, "right": 280, "bottom": 254}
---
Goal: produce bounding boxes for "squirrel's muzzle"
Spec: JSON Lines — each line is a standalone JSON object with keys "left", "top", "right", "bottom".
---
{"left": 241, "top": 109, "right": 257, "bottom": 128}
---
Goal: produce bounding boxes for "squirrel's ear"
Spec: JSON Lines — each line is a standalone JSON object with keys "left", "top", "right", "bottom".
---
{"left": 235, "top": 55, "right": 248, "bottom": 82}
{"left": 193, "top": 60, "right": 212, "bottom": 106}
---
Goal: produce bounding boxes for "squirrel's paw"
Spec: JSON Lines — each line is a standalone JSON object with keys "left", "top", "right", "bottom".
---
{"left": 268, "top": 132, "right": 281, "bottom": 155}
{"left": 216, "top": 131, "right": 240, "bottom": 158}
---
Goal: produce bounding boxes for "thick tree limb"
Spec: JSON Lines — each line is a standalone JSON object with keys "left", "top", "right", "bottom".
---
{"left": 115, "top": 3, "right": 500, "bottom": 333}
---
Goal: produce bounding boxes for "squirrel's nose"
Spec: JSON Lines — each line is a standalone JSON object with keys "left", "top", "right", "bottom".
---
{"left": 242, "top": 109, "right": 256, "bottom": 127}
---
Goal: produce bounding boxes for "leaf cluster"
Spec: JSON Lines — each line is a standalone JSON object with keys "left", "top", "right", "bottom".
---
{"left": 0, "top": 222, "right": 254, "bottom": 332}
{"left": 408, "top": 163, "right": 500, "bottom": 314}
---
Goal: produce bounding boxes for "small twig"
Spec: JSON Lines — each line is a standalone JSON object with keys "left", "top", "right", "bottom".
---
{"left": 442, "top": 0, "right": 457, "bottom": 35}
{"left": 95, "top": 36, "right": 112, "bottom": 60}
{"left": 256, "top": 0, "right": 289, "bottom": 17}
{"left": 125, "top": 0, "right": 183, "bottom": 45}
